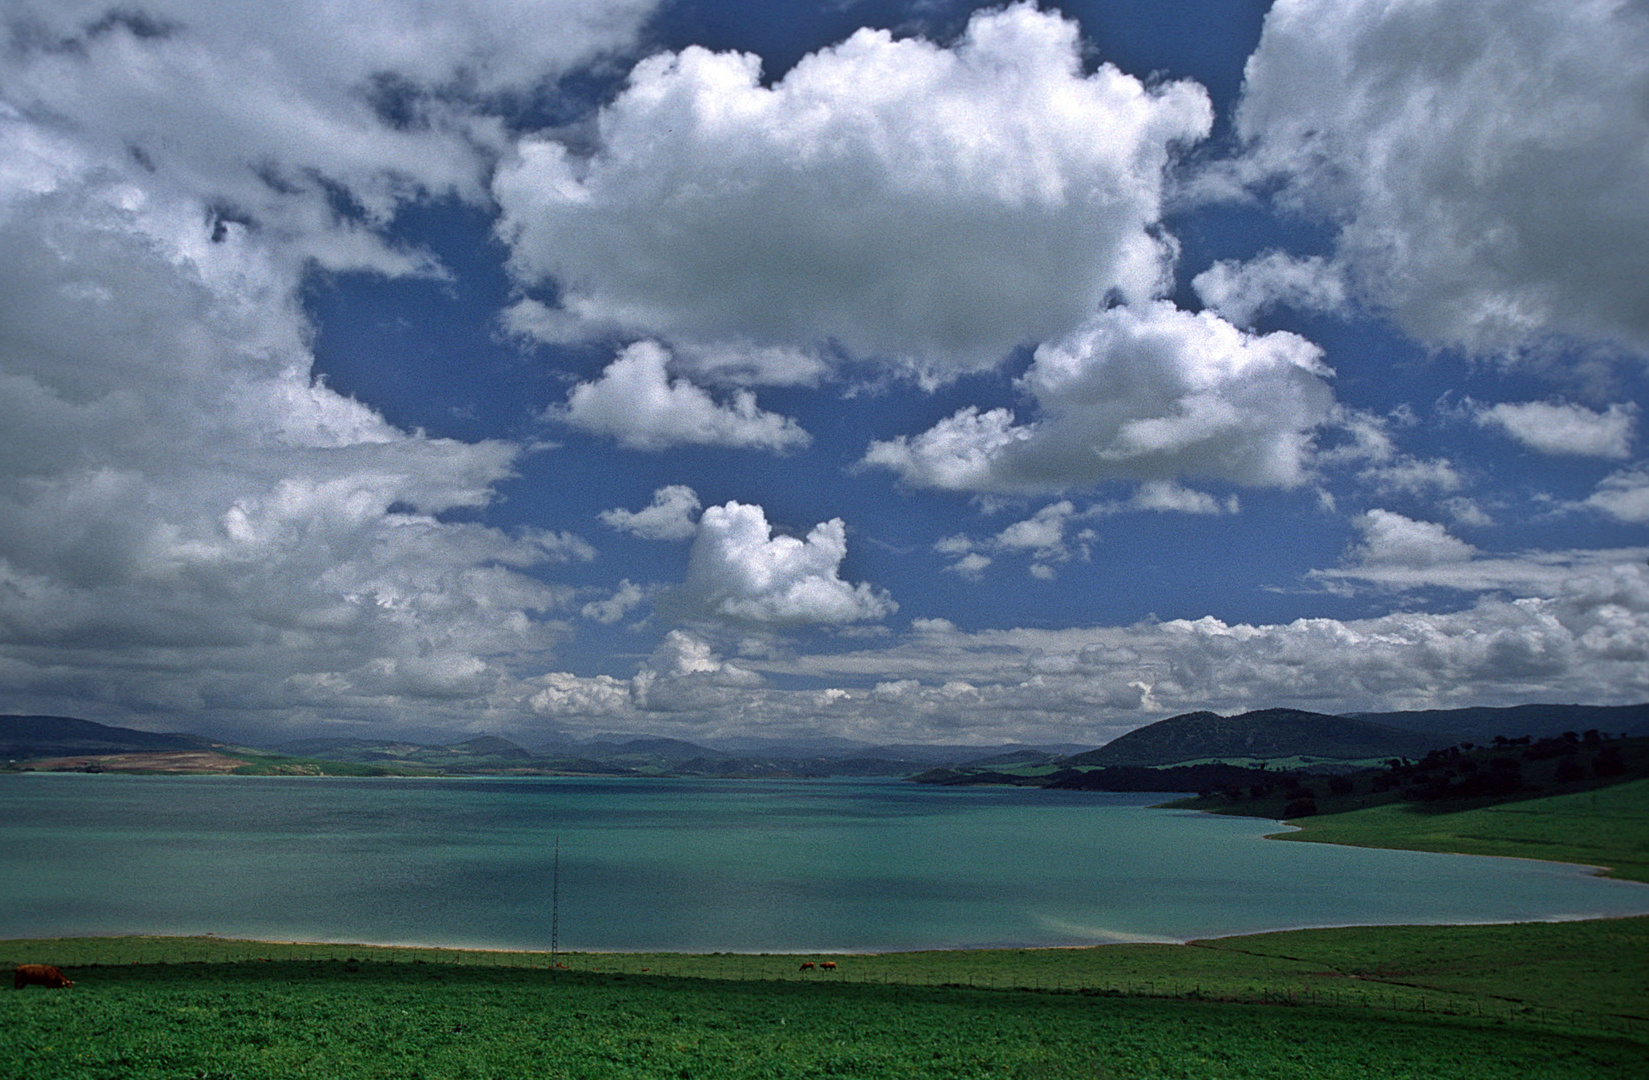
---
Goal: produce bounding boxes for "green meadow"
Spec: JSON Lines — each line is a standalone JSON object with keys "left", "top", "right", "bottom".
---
{"left": 6, "top": 916, "right": 1647, "bottom": 1079}
{"left": 1271, "top": 778, "right": 1649, "bottom": 883}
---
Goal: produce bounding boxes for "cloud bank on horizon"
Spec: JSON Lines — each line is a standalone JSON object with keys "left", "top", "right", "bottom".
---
{"left": 0, "top": 0, "right": 1644, "bottom": 748}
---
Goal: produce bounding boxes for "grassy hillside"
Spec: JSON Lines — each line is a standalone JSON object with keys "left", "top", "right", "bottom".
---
{"left": 4, "top": 921, "right": 1646, "bottom": 1079}
{"left": 1274, "top": 779, "right": 1649, "bottom": 883}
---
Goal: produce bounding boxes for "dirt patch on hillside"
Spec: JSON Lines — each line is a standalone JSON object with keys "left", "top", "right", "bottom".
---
{"left": 23, "top": 751, "right": 248, "bottom": 773}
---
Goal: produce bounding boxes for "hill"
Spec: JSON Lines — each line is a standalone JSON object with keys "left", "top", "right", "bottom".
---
{"left": 1064, "top": 708, "right": 1439, "bottom": 768}
{"left": 1164, "top": 733, "right": 1649, "bottom": 846}
{"left": 269, "top": 735, "right": 632, "bottom": 776}
{"left": 0, "top": 716, "right": 423, "bottom": 776}
{"left": 1347, "top": 702, "right": 1649, "bottom": 744}
{"left": 1, "top": 715, "right": 218, "bottom": 759}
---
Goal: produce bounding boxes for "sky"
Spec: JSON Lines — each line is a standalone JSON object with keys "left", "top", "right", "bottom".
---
{"left": 1, "top": 0, "right": 1646, "bottom": 749}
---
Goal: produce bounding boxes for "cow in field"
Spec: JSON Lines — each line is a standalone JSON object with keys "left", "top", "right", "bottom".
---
{"left": 819, "top": 961, "right": 837, "bottom": 970}
{"left": 798, "top": 962, "right": 815, "bottom": 971}
{"left": 14, "top": 964, "right": 73, "bottom": 989}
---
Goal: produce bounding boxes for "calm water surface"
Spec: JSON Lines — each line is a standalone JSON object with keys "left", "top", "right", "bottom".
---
{"left": 3, "top": 773, "right": 1646, "bottom": 952}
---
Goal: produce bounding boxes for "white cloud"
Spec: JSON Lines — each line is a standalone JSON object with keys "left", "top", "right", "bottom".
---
{"left": 1109, "top": 481, "right": 1237, "bottom": 516}
{"left": 515, "top": 551, "right": 1649, "bottom": 743}
{"left": 528, "top": 670, "right": 634, "bottom": 722}
{"left": 582, "top": 580, "right": 645, "bottom": 625}
{"left": 0, "top": 0, "right": 671, "bottom": 737}
{"left": 630, "top": 630, "right": 764, "bottom": 713}
{"left": 495, "top": 3, "right": 1212, "bottom": 376}
{"left": 674, "top": 502, "right": 896, "bottom": 625}
{"left": 936, "top": 501, "right": 1081, "bottom": 578}
{"left": 995, "top": 501, "right": 1076, "bottom": 556}
{"left": 1233, "top": 0, "right": 1649, "bottom": 356}
{"left": 599, "top": 485, "right": 703, "bottom": 541}
{"left": 943, "top": 552, "right": 994, "bottom": 581}
{"left": 1193, "top": 252, "right": 1348, "bottom": 326}
{"left": 1345, "top": 510, "right": 1476, "bottom": 570}
{"left": 1442, "top": 497, "right": 1495, "bottom": 528}
{"left": 1360, "top": 456, "right": 1465, "bottom": 496}
{"left": 863, "top": 302, "right": 1334, "bottom": 493}
{"left": 0, "top": 123, "right": 600, "bottom": 734}
{"left": 1476, "top": 401, "right": 1637, "bottom": 458}
{"left": 754, "top": 554, "right": 1649, "bottom": 736}
{"left": 1584, "top": 468, "right": 1649, "bottom": 523}
{"left": 667, "top": 340, "right": 833, "bottom": 389}
{"left": 1, "top": 0, "right": 657, "bottom": 277}
{"left": 555, "top": 341, "right": 810, "bottom": 452}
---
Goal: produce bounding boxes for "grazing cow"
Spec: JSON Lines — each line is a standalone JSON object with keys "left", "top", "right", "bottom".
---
{"left": 819, "top": 961, "right": 837, "bottom": 970}
{"left": 798, "top": 962, "right": 815, "bottom": 971}
{"left": 14, "top": 964, "right": 73, "bottom": 990}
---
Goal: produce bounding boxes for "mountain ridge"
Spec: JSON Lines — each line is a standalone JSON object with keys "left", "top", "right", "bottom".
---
{"left": 1064, "top": 708, "right": 1442, "bottom": 768}
{"left": 6, "top": 703, "right": 1648, "bottom": 777}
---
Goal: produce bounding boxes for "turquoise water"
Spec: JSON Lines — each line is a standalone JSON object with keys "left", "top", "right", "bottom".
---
{"left": 3, "top": 773, "right": 1646, "bottom": 952}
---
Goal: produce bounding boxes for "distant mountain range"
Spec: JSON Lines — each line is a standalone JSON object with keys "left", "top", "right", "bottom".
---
{"left": 913, "top": 702, "right": 1649, "bottom": 788}
{"left": 263, "top": 732, "right": 1084, "bottom": 778}
{"left": 5, "top": 702, "right": 1647, "bottom": 778}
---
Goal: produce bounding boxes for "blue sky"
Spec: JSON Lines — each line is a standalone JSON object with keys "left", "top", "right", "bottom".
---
{"left": 1, "top": 0, "right": 1645, "bottom": 748}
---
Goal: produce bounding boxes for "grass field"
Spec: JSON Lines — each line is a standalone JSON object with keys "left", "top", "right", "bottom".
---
{"left": 5, "top": 917, "right": 1647, "bottom": 1079}
{"left": 1272, "top": 778, "right": 1649, "bottom": 883}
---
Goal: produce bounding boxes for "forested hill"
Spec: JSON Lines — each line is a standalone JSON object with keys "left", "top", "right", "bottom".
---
{"left": 1063, "top": 708, "right": 1440, "bottom": 768}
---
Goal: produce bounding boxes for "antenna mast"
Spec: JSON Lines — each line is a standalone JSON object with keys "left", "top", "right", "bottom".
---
{"left": 550, "top": 834, "right": 560, "bottom": 960}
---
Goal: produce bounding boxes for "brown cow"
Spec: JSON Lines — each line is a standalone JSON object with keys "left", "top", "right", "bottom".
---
{"left": 798, "top": 962, "right": 815, "bottom": 971}
{"left": 819, "top": 961, "right": 837, "bottom": 970}
{"left": 14, "top": 964, "right": 73, "bottom": 990}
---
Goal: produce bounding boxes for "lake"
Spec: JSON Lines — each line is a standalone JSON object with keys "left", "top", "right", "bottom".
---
{"left": 3, "top": 773, "right": 1646, "bottom": 953}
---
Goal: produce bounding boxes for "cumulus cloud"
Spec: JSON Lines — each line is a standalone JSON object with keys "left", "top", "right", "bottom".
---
{"left": 943, "top": 551, "right": 994, "bottom": 581}
{"left": 599, "top": 485, "right": 703, "bottom": 541}
{"left": 555, "top": 341, "right": 810, "bottom": 451}
{"left": 1584, "top": 468, "right": 1649, "bottom": 523}
{"left": 1345, "top": 510, "right": 1477, "bottom": 570}
{"left": 995, "top": 501, "right": 1076, "bottom": 556}
{"left": 495, "top": 3, "right": 1211, "bottom": 376}
{"left": 513, "top": 550, "right": 1649, "bottom": 744}
{"left": 1, "top": 0, "right": 657, "bottom": 277}
{"left": 0, "top": 1, "right": 661, "bottom": 737}
{"left": 1476, "top": 401, "right": 1637, "bottom": 458}
{"left": 937, "top": 501, "right": 1089, "bottom": 579}
{"left": 0, "top": 120, "right": 602, "bottom": 734}
{"left": 1193, "top": 252, "right": 1348, "bottom": 326}
{"left": 1102, "top": 481, "right": 1237, "bottom": 516}
{"left": 581, "top": 580, "right": 645, "bottom": 625}
{"left": 863, "top": 302, "right": 1334, "bottom": 493}
{"left": 630, "top": 630, "right": 763, "bottom": 712}
{"left": 667, "top": 340, "right": 832, "bottom": 389}
{"left": 1360, "top": 457, "right": 1465, "bottom": 497}
{"left": 674, "top": 502, "right": 896, "bottom": 625}
{"left": 754, "top": 554, "right": 1649, "bottom": 737}
{"left": 1233, "top": 0, "right": 1649, "bottom": 356}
